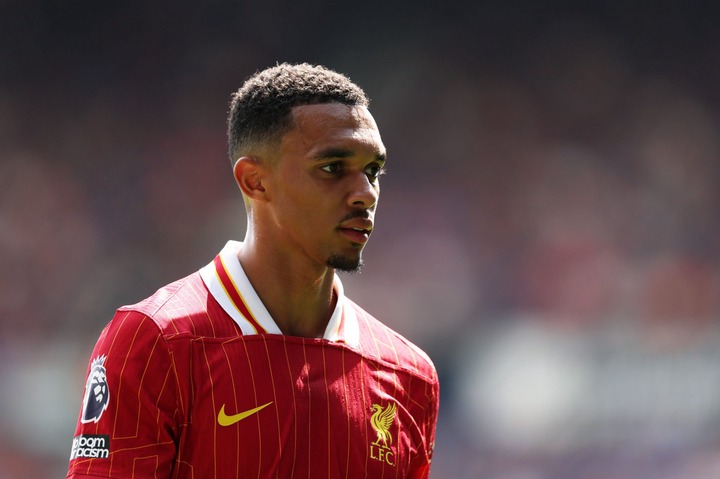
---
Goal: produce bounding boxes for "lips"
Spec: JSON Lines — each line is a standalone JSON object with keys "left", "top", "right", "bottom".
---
{"left": 337, "top": 217, "right": 373, "bottom": 244}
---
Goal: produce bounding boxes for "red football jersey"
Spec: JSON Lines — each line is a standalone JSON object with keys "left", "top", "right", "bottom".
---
{"left": 67, "top": 241, "right": 439, "bottom": 479}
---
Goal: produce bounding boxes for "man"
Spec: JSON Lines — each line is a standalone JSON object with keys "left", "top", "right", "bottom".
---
{"left": 67, "top": 63, "right": 439, "bottom": 479}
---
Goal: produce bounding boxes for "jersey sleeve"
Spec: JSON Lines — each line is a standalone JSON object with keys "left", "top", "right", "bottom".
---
{"left": 409, "top": 370, "right": 440, "bottom": 479}
{"left": 67, "top": 310, "right": 181, "bottom": 479}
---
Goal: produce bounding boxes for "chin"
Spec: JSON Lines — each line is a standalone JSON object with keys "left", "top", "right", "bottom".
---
{"left": 326, "top": 254, "right": 363, "bottom": 273}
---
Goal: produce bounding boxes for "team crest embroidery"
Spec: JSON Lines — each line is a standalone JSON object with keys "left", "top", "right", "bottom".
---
{"left": 81, "top": 355, "right": 110, "bottom": 424}
{"left": 370, "top": 402, "right": 397, "bottom": 466}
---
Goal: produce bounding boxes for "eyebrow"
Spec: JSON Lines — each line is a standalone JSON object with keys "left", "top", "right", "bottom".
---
{"left": 312, "top": 147, "right": 386, "bottom": 163}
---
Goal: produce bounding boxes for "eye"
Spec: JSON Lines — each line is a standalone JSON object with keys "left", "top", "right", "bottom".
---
{"left": 365, "top": 163, "right": 386, "bottom": 181}
{"left": 319, "top": 162, "right": 343, "bottom": 175}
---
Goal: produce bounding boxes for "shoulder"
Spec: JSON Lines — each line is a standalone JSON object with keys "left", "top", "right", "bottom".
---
{"left": 348, "top": 299, "right": 437, "bottom": 383}
{"left": 116, "top": 270, "right": 238, "bottom": 339}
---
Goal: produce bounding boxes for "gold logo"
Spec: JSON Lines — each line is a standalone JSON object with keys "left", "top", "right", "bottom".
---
{"left": 217, "top": 402, "right": 273, "bottom": 426}
{"left": 370, "top": 403, "right": 396, "bottom": 465}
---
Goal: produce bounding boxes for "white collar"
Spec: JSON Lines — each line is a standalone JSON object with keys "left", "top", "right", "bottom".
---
{"left": 200, "top": 241, "right": 359, "bottom": 346}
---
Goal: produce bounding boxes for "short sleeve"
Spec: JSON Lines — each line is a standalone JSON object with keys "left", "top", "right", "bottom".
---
{"left": 409, "top": 372, "right": 440, "bottom": 479}
{"left": 67, "top": 310, "right": 180, "bottom": 479}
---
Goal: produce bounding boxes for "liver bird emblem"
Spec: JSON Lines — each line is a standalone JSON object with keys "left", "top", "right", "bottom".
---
{"left": 370, "top": 403, "right": 397, "bottom": 448}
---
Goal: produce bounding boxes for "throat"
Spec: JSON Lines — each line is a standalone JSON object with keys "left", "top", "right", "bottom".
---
{"left": 280, "top": 319, "right": 328, "bottom": 339}
{"left": 258, "top": 275, "right": 338, "bottom": 339}
{"left": 237, "top": 241, "right": 338, "bottom": 338}
{"left": 271, "top": 292, "right": 337, "bottom": 338}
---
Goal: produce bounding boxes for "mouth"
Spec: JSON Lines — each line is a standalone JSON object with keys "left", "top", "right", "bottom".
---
{"left": 337, "top": 218, "right": 373, "bottom": 245}
{"left": 337, "top": 226, "right": 372, "bottom": 245}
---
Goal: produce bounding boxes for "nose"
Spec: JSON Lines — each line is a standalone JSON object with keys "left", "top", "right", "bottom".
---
{"left": 346, "top": 171, "right": 379, "bottom": 209}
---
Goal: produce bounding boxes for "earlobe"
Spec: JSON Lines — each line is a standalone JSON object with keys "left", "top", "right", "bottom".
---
{"left": 233, "top": 157, "right": 268, "bottom": 201}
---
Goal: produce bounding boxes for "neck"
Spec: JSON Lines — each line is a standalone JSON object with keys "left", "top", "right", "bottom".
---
{"left": 238, "top": 232, "right": 337, "bottom": 338}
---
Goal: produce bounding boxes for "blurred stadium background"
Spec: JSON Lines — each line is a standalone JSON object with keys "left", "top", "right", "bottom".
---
{"left": 3, "top": 1, "right": 720, "bottom": 478}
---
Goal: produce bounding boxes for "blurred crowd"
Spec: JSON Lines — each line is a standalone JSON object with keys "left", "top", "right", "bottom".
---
{"left": 2, "top": 2, "right": 720, "bottom": 478}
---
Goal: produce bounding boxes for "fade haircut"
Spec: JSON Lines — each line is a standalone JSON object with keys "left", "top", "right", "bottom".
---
{"left": 227, "top": 63, "right": 370, "bottom": 165}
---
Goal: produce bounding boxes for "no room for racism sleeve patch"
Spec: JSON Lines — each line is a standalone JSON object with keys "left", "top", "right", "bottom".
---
{"left": 70, "top": 434, "right": 110, "bottom": 460}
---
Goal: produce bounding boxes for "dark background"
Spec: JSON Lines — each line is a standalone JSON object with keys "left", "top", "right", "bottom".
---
{"left": 3, "top": 1, "right": 720, "bottom": 477}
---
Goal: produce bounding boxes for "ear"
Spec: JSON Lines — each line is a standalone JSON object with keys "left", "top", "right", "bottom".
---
{"left": 233, "top": 157, "right": 269, "bottom": 202}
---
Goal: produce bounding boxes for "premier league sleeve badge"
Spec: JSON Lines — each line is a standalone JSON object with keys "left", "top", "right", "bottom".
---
{"left": 81, "top": 355, "right": 110, "bottom": 424}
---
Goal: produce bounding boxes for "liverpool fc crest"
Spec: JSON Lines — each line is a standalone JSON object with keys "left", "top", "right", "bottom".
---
{"left": 370, "top": 402, "right": 397, "bottom": 465}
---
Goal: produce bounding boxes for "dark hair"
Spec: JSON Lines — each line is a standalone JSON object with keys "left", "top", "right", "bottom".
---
{"left": 227, "top": 63, "right": 369, "bottom": 164}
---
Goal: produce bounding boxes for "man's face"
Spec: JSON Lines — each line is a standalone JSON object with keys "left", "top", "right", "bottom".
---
{"left": 264, "top": 103, "right": 386, "bottom": 272}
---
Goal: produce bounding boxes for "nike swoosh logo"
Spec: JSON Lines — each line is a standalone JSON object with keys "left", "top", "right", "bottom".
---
{"left": 217, "top": 402, "right": 273, "bottom": 426}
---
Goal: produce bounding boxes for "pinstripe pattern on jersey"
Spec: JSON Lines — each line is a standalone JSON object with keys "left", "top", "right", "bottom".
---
{"left": 69, "top": 311, "right": 181, "bottom": 479}
{"left": 68, "top": 244, "right": 438, "bottom": 479}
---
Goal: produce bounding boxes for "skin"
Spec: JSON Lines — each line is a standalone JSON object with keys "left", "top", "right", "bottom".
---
{"left": 233, "top": 103, "right": 386, "bottom": 338}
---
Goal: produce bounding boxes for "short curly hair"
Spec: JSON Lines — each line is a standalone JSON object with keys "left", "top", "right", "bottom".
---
{"left": 227, "top": 63, "right": 370, "bottom": 165}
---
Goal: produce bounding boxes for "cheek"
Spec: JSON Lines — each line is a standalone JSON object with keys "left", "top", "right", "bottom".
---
{"left": 270, "top": 170, "right": 339, "bottom": 234}
{"left": 275, "top": 185, "right": 324, "bottom": 230}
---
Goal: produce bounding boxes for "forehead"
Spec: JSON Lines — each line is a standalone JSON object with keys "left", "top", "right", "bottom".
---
{"left": 280, "top": 103, "right": 385, "bottom": 158}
